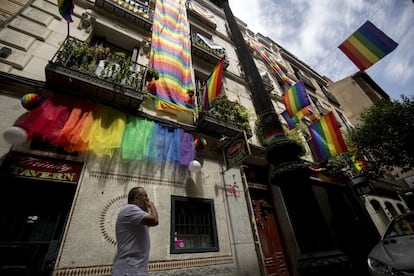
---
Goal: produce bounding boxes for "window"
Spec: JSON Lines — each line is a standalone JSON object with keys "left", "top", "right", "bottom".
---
{"left": 170, "top": 196, "right": 219, "bottom": 253}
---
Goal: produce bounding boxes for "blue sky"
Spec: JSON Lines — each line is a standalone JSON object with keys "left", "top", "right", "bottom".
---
{"left": 228, "top": 0, "right": 414, "bottom": 101}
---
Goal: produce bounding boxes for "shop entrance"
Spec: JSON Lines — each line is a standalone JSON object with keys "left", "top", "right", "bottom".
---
{"left": 0, "top": 177, "right": 76, "bottom": 276}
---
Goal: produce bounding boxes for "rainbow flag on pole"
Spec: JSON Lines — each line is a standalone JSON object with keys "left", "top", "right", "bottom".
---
{"left": 202, "top": 58, "right": 224, "bottom": 111}
{"left": 338, "top": 20, "right": 398, "bottom": 71}
{"left": 282, "top": 80, "right": 310, "bottom": 118}
{"left": 57, "top": 0, "right": 74, "bottom": 23}
{"left": 308, "top": 112, "right": 348, "bottom": 162}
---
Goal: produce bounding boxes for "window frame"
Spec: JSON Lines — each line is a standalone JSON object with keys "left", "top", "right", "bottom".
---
{"left": 170, "top": 195, "right": 219, "bottom": 254}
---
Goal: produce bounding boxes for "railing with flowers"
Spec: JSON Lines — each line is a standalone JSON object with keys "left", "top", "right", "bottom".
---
{"left": 191, "top": 33, "right": 226, "bottom": 59}
{"left": 197, "top": 95, "right": 252, "bottom": 138}
{"left": 95, "top": 0, "right": 153, "bottom": 30}
{"left": 46, "top": 37, "right": 149, "bottom": 100}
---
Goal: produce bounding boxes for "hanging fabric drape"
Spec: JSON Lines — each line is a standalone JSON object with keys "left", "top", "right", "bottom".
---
{"left": 16, "top": 94, "right": 195, "bottom": 165}
{"left": 149, "top": 0, "right": 194, "bottom": 114}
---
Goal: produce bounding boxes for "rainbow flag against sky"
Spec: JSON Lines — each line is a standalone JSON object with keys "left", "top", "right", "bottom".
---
{"left": 282, "top": 80, "right": 310, "bottom": 118}
{"left": 57, "top": 0, "right": 74, "bottom": 23}
{"left": 338, "top": 20, "right": 398, "bottom": 71}
{"left": 202, "top": 58, "right": 224, "bottom": 111}
{"left": 149, "top": 0, "right": 194, "bottom": 114}
{"left": 308, "top": 112, "right": 348, "bottom": 162}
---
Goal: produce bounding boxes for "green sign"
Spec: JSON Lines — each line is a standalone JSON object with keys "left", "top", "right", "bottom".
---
{"left": 223, "top": 131, "right": 251, "bottom": 170}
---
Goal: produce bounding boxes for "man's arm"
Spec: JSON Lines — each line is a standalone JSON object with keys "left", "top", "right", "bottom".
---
{"left": 141, "top": 201, "right": 159, "bottom": 226}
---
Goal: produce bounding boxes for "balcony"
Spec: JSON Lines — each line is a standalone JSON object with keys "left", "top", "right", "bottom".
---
{"left": 45, "top": 37, "right": 148, "bottom": 112}
{"left": 197, "top": 95, "right": 252, "bottom": 139}
{"left": 186, "top": 0, "right": 217, "bottom": 30}
{"left": 191, "top": 33, "right": 226, "bottom": 65}
{"left": 95, "top": 0, "right": 153, "bottom": 31}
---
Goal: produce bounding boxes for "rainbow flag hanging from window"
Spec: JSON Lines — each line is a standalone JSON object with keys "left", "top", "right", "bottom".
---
{"left": 308, "top": 112, "right": 348, "bottom": 162}
{"left": 149, "top": 0, "right": 194, "bottom": 114}
{"left": 338, "top": 20, "right": 398, "bottom": 71}
{"left": 202, "top": 58, "right": 224, "bottom": 111}
{"left": 282, "top": 80, "right": 310, "bottom": 118}
{"left": 57, "top": 0, "right": 74, "bottom": 23}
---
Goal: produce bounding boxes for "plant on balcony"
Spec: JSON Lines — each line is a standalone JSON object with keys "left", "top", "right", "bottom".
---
{"left": 202, "top": 95, "right": 251, "bottom": 131}
{"left": 145, "top": 68, "right": 159, "bottom": 81}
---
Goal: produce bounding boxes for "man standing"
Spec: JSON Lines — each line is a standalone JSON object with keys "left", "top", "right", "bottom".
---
{"left": 112, "top": 187, "right": 159, "bottom": 276}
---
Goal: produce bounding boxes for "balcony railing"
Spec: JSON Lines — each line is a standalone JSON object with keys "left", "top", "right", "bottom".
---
{"left": 197, "top": 95, "right": 252, "bottom": 139}
{"left": 191, "top": 33, "right": 226, "bottom": 64}
{"left": 45, "top": 37, "right": 148, "bottom": 112}
{"left": 95, "top": 0, "right": 153, "bottom": 31}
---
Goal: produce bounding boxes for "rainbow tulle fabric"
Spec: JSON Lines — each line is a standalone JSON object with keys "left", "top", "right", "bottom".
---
{"left": 16, "top": 95, "right": 195, "bottom": 164}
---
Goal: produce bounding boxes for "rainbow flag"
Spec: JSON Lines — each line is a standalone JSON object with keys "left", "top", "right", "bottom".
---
{"left": 149, "top": 0, "right": 194, "bottom": 114}
{"left": 249, "top": 39, "right": 294, "bottom": 86}
{"left": 202, "top": 58, "right": 224, "bottom": 111}
{"left": 57, "top": 0, "right": 74, "bottom": 23}
{"left": 282, "top": 80, "right": 310, "bottom": 118}
{"left": 281, "top": 110, "right": 298, "bottom": 130}
{"left": 338, "top": 20, "right": 398, "bottom": 71}
{"left": 308, "top": 112, "right": 348, "bottom": 162}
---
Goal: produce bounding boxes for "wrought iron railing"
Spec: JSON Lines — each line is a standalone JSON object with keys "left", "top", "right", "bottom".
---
{"left": 191, "top": 33, "right": 226, "bottom": 59}
{"left": 48, "top": 37, "right": 148, "bottom": 96}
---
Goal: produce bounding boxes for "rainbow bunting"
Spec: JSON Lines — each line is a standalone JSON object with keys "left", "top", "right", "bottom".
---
{"left": 249, "top": 39, "right": 294, "bottom": 86}
{"left": 282, "top": 80, "right": 310, "bottom": 118}
{"left": 338, "top": 20, "right": 398, "bottom": 71}
{"left": 57, "top": 0, "right": 74, "bottom": 23}
{"left": 308, "top": 112, "right": 348, "bottom": 162}
{"left": 149, "top": 0, "right": 194, "bottom": 114}
{"left": 202, "top": 58, "right": 225, "bottom": 111}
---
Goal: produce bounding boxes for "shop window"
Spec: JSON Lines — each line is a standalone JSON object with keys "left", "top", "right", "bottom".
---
{"left": 170, "top": 196, "right": 219, "bottom": 253}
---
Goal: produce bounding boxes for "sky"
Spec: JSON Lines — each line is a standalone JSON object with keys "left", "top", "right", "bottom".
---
{"left": 228, "top": 0, "right": 414, "bottom": 101}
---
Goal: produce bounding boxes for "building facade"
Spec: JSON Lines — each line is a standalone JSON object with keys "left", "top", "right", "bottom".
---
{"left": 0, "top": 0, "right": 406, "bottom": 275}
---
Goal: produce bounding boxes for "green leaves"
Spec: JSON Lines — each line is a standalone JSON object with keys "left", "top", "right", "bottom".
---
{"left": 347, "top": 96, "right": 414, "bottom": 177}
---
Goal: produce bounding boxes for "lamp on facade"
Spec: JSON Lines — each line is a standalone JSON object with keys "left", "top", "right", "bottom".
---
{"left": 2, "top": 126, "right": 28, "bottom": 145}
{"left": 188, "top": 160, "right": 202, "bottom": 173}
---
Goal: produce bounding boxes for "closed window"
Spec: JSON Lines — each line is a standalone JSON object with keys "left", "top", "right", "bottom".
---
{"left": 170, "top": 196, "right": 219, "bottom": 253}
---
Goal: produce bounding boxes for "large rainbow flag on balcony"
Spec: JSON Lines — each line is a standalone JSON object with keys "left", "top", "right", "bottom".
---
{"left": 338, "top": 20, "right": 398, "bottom": 71}
{"left": 149, "top": 0, "right": 194, "bottom": 114}
{"left": 308, "top": 112, "right": 348, "bottom": 162}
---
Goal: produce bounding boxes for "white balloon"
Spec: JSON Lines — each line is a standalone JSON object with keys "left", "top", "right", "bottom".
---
{"left": 188, "top": 160, "right": 201, "bottom": 173}
{"left": 2, "top": 126, "right": 28, "bottom": 145}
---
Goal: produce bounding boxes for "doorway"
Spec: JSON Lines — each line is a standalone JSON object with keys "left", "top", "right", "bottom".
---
{"left": 243, "top": 165, "right": 291, "bottom": 276}
{"left": 0, "top": 177, "right": 76, "bottom": 276}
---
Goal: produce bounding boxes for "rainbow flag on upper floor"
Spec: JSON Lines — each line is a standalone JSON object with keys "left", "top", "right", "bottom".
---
{"left": 338, "top": 20, "right": 398, "bottom": 71}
